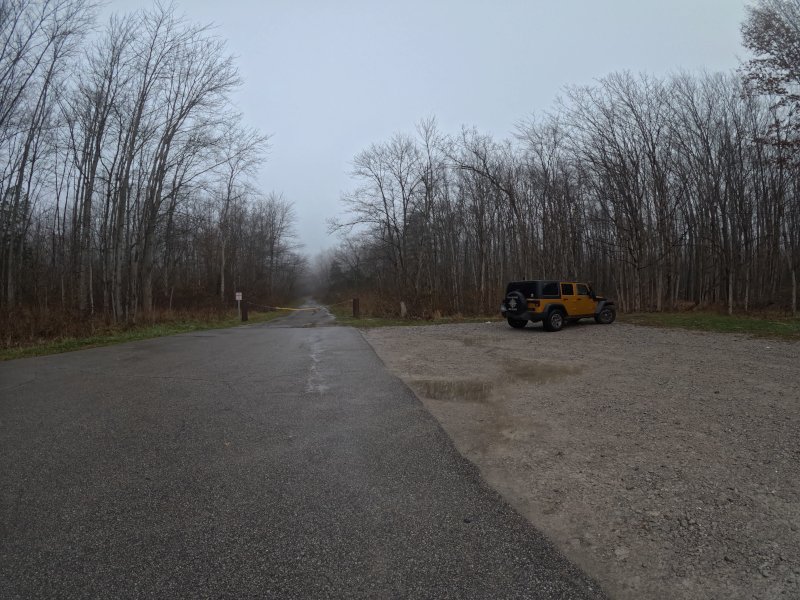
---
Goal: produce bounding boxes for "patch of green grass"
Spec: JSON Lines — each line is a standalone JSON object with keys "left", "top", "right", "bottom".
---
{"left": 0, "top": 310, "right": 284, "bottom": 361}
{"left": 620, "top": 311, "right": 800, "bottom": 340}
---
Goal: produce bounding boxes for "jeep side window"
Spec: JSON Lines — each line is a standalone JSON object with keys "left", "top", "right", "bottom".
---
{"left": 577, "top": 284, "right": 589, "bottom": 296}
{"left": 561, "top": 283, "right": 574, "bottom": 296}
{"left": 542, "top": 282, "right": 559, "bottom": 296}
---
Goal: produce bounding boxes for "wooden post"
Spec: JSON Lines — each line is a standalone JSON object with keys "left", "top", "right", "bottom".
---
{"left": 241, "top": 301, "right": 248, "bottom": 322}
{"left": 352, "top": 297, "right": 360, "bottom": 318}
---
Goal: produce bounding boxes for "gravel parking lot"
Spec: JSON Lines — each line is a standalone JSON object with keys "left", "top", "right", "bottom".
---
{"left": 364, "top": 321, "right": 800, "bottom": 600}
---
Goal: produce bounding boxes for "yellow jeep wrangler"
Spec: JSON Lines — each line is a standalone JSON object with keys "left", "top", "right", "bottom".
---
{"left": 500, "top": 280, "right": 616, "bottom": 331}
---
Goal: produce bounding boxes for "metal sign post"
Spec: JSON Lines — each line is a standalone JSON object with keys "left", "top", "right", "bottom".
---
{"left": 236, "top": 292, "right": 242, "bottom": 319}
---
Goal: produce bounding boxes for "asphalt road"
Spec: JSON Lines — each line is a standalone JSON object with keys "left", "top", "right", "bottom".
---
{"left": 0, "top": 306, "right": 606, "bottom": 599}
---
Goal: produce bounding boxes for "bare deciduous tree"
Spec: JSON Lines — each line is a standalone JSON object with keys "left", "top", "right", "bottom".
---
{"left": 0, "top": 1, "right": 304, "bottom": 342}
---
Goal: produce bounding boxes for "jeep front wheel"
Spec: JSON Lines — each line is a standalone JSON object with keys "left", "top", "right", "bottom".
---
{"left": 507, "top": 317, "right": 527, "bottom": 329}
{"left": 595, "top": 306, "right": 616, "bottom": 324}
{"left": 543, "top": 309, "right": 565, "bottom": 332}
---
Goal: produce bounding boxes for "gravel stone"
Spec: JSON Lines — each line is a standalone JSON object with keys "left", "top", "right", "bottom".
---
{"left": 365, "top": 321, "right": 800, "bottom": 600}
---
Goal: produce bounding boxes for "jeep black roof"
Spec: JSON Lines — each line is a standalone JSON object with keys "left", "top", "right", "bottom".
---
{"left": 505, "top": 280, "right": 562, "bottom": 298}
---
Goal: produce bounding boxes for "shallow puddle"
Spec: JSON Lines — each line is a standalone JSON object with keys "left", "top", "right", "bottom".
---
{"left": 410, "top": 379, "right": 493, "bottom": 402}
{"left": 504, "top": 361, "right": 580, "bottom": 383}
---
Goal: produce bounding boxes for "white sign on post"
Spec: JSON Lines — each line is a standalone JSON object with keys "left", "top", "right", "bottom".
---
{"left": 235, "top": 292, "right": 242, "bottom": 301}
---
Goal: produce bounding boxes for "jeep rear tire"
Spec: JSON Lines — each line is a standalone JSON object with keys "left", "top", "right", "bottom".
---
{"left": 507, "top": 317, "right": 527, "bottom": 329}
{"left": 595, "top": 306, "right": 616, "bottom": 324}
{"left": 543, "top": 309, "right": 565, "bottom": 332}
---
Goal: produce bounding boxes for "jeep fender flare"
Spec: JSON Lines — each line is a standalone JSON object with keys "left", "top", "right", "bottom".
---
{"left": 544, "top": 303, "right": 567, "bottom": 317}
{"left": 594, "top": 300, "right": 615, "bottom": 314}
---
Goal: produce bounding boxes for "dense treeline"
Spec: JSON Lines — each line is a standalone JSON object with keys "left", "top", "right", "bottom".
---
{"left": 324, "top": 2, "right": 800, "bottom": 316}
{"left": 0, "top": 0, "right": 303, "bottom": 326}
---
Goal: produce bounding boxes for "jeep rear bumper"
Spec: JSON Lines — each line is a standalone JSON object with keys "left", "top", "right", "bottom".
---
{"left": 500, "top": 305, "right": 544, "bottom": 322}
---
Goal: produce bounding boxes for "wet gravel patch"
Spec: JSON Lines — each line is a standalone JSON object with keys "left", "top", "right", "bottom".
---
{"left": 364, "top": 322, "right": 800, "bottom": 600}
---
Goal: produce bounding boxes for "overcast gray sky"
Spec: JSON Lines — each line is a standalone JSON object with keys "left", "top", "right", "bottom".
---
{"left": 107, "top": 0, "right": 749, "bottom": 254}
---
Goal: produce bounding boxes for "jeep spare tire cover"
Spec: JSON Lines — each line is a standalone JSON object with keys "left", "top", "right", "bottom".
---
{"left": 505, "top": 290, "right": 527, "bottom": 316}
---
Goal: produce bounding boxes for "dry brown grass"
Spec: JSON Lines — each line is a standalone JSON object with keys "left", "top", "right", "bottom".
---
{"left": 1, "top": 307, "right": 235, "bottom": 349}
